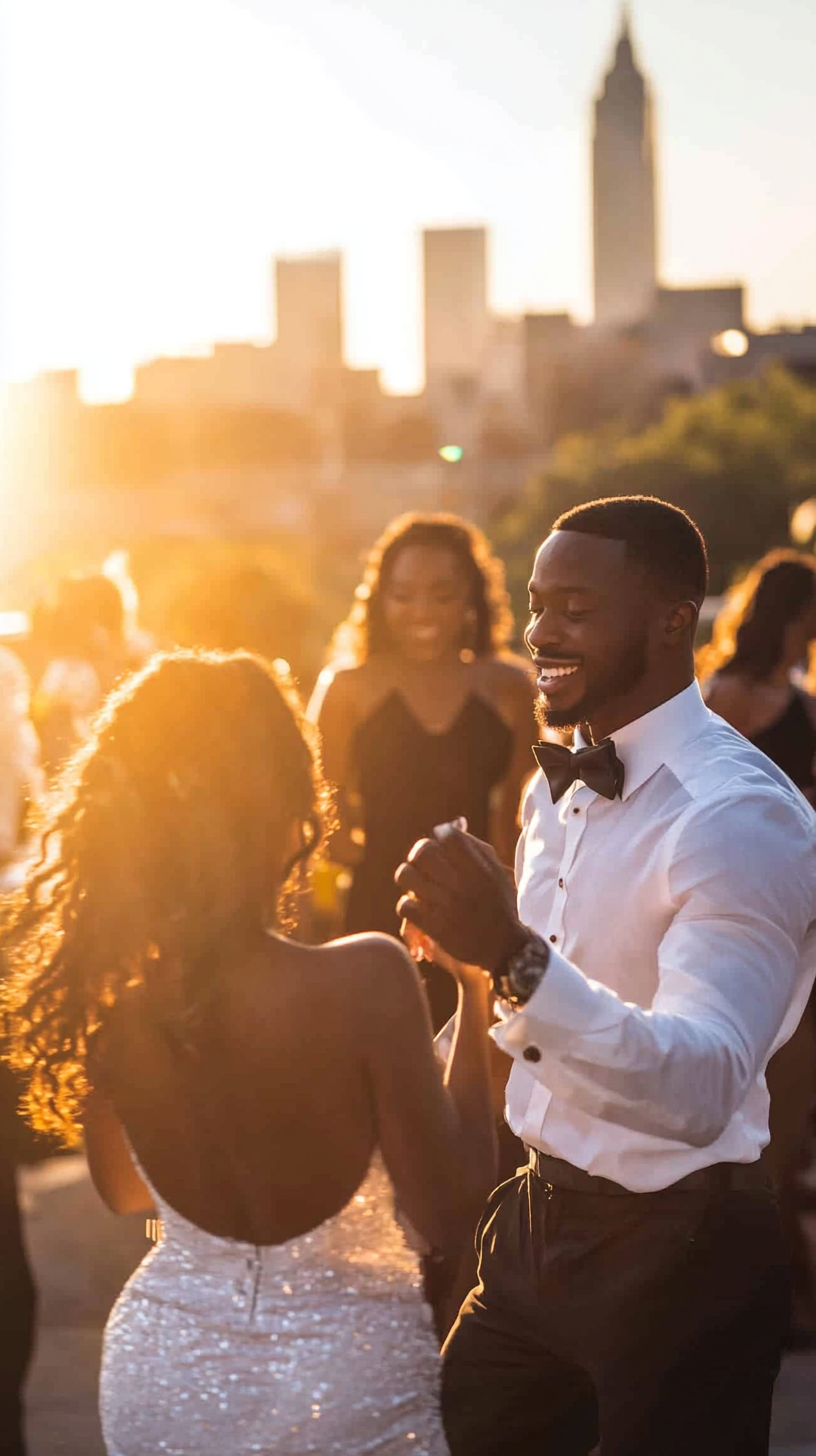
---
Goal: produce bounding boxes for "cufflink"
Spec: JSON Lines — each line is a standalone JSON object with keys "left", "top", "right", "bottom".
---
{"left": 523, "top": 1046, "right": 542, "bottom": 1063}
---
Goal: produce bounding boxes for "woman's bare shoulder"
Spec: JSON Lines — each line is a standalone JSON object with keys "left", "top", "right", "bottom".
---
{"left": 310, "top": 662, "right": 374, "bottom": 729}
{"left": 317, "top": 932, "right": 416, "bottom": 989}
{"left": 703, "top": 672, "right": 754, "bottom": 717}
{"left": 242, "top": 933, "right": 415, "bottom": 998}
{"left": 194, "top": 936, "right": 419, "bottom": 1056}
{"left": 308, "top": 935, "right": 429, "bottom": 1032}
{"left": 702, "top": 671, "right": 789, "bottom": 739}
{"left": 472, "top": 654, "right": 535, "bottom": 714}
{"left": 318, "top": 660, "right": 396, "bottom": 709}
{"left": 316, "top": 662, "right": 367, "bottom": 700}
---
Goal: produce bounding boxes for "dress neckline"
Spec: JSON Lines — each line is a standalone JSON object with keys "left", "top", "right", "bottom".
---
{"left": 366, "top": 687, "right": 505, "bottom": 740}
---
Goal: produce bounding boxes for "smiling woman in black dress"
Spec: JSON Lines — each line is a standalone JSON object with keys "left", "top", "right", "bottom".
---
{"left": 311, "top": 513, "right": 535, "bottom": 1031}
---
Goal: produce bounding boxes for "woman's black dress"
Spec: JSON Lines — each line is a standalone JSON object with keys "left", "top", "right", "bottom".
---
{"left": 750, "top": 690, "right": 816, "bottom": 793}
{"left": 344, "top": 690, "right": 513, "bottom": 1030}
{"left": 751, "top": 688, "right": 816, "bottom": 1345}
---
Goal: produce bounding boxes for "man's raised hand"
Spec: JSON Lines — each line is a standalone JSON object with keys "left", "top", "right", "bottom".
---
{"left": 394, "top": 823, "right": 526, "bottom": 972}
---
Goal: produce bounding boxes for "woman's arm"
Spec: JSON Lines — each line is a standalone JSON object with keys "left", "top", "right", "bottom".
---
{"left": 83, "top": 1090, "right": 154, "bottom": 1214}
{"left": 489, "top": 663, "right": 537, "bottom": 866}
{"left": 406, "top": 926, "right": 511, "bottom": 1120}
{"left": 361, "top": 938, "right": 497, "bottom": 1259}
{"left": 310, "top": 669, "right": 364, "bottom": 866}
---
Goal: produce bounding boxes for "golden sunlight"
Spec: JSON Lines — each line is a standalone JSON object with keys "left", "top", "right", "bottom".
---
{"left": 80, "top": 363, "right": 136, "bottom": 405}
{"left": 711, "top": 329, "right": 749, "bottom": 359}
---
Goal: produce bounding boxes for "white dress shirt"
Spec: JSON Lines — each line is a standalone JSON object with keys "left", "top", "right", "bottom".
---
{"left": 491, "top": 681, "right": 816, "bottom": 1191}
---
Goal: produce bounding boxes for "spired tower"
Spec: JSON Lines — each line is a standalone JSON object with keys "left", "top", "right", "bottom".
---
{"left": 592, "top": 7, "right": 658, "bottom": 329}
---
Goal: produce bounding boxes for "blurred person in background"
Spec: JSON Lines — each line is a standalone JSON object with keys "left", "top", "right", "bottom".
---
{"left": 0, "top": 647, "right": 43, "bottom": 1456}
{"left": 161, "top": 561, "right": 317, "bottom": 687}
{"left": 700, "top": 549, "right": 816, "bottom": 1346}
{"left": 30, "top": 567, "right": 149, "bottom": 777}
{"left": 0, "top": 648, "right": 42, "bottom": 874}
{"left": 310, "top": 513, "right": 536, "bottom": 1033}
{"left": 0, "top": 1060, "right": 36, "bottom": 1456}
{"left": 1, "top": 651, "right": 496, "bottom": 1456}
{"left": 699, "top": 549, "right": 816, "bottom": 795}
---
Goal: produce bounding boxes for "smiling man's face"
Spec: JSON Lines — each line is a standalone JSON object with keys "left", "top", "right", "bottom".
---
{"left": 524, "top": 530, "right": 661, "bottom": 735}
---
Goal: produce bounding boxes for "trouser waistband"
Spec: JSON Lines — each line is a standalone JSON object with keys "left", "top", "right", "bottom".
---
{"left": 526, "top": 1147, "right": 768, "bottom": 1195}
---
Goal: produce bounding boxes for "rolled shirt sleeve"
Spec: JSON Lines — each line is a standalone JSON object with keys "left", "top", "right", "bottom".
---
{"left": 492, "top": 787, "right": 816, "bottom": 1147}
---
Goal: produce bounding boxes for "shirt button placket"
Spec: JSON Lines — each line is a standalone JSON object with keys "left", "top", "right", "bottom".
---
{"left": 550, "top": 787, "right": 588, "bottom": 947}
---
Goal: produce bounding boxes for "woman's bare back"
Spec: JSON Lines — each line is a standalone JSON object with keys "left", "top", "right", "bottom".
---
{"left": 97, "top": 933, "right": 404, "bottom": 1245}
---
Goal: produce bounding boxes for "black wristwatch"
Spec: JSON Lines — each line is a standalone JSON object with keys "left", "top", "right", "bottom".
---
{"left": 492, "top": 929, "right": 551, "bottom": 1007}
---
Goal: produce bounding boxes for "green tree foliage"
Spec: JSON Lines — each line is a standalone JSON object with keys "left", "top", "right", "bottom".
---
{"left": 497, "top": 367, "right": 816, "bottom": 598}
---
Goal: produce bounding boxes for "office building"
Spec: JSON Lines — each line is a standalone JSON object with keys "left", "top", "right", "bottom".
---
{"left": 275, "top": 251, "right": 344, "bottom": 373}
{"left": 593, "top": 9, "right": 658, "bottom": 328}
{"left": 423, "top": 226, "right": 489, "bottom": 385}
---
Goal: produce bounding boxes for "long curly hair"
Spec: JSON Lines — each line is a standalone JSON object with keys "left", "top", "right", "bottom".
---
{"left": 697, "top": 550, "right": 816, "bottom": 684}
{"left": 0, "top": 650, "right": 329, "bottom": 1143}
{"left": 329, "top": 513, "right": 514, "bottom": 666}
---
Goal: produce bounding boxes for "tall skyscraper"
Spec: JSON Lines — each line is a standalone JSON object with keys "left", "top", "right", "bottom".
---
{"left": 423, "top": 227, "right": 489, "bottom": 386}
{"left": 592, "top": 8, "right": 658, "bottom": 329}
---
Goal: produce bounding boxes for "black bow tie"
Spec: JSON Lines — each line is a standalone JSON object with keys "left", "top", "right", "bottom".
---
{"left": 532, "top": 738, "right": 625, "bottom": 804}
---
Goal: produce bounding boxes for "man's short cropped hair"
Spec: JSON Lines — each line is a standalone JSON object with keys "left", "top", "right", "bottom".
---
{"left": 552, "top": 496, "right": 709, "bottom": 605}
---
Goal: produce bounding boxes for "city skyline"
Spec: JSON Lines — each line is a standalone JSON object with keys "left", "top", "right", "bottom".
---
{"left": 0, "top": 0, "right": 814, "bottom": 401}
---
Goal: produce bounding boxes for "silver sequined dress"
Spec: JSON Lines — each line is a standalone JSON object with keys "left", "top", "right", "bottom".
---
{"left": 99, "top": 1154, "right": 449, "bottom": 1455}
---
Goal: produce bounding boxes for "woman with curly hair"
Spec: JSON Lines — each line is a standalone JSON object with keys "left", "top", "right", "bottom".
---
{"left": 698, "top": 549, "right": 816, "bottom": 793}
{"left": 1, "top": 650, "right": 496, "bottom": 1456}
{"left": 699, "top": 551, "right": 816, "bottom": 1348}
{"left": 311, "top": 513, "right": 535, "bottom": 1032}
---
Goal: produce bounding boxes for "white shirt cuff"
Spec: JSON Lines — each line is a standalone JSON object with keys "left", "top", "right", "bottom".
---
{"left": 491, "top": 946, "right": 627, "bottom": 1061}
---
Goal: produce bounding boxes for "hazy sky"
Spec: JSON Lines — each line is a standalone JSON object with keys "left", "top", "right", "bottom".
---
{"left": 1, "top": 0, "right": 814, "bottom": 398}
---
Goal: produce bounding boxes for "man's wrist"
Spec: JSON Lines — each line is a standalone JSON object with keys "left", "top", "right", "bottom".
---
{"left": 489, "top": 920, "right": 531, "bottom": 973}
{"left": 491, "top": 927, "right": 551, "bottom": 1007}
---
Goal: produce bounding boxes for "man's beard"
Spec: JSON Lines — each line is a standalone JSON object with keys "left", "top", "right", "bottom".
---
{"left": 535, "top": 633, "right": 650, "bottom": 734}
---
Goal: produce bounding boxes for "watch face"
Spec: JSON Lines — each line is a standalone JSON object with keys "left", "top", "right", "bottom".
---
{"left": 507, "top": 937, "right": 549, "bottom": 1005}
{"left": 492, "top": 933, "right": 549, "bottom": 1006}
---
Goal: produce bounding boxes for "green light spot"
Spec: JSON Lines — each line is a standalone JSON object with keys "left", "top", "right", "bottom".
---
{"left": 439, "top": 445, "right": 464, "bottom": 463}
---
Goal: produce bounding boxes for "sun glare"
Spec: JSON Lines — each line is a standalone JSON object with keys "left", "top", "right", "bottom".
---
{"left": 790, "top": 498, "right": 816, "bottom": 547}
{"left": 711, "top": 329, "right": 750, "bottom": 359}
{"left": 79, "top": 363, "right": 135, "bottom": 405}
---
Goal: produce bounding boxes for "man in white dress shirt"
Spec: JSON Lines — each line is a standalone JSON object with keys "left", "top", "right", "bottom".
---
{"left": 397, "top": 496, "right": 816, "bottom": 1456}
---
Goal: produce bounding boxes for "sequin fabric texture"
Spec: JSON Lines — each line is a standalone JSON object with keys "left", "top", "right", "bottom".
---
{"left": 99, "top": 1155, "right": 449, "bottom": 1455}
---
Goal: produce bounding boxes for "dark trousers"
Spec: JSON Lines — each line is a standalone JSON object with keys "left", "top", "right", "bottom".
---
{"left": 442, "top": 1160, "right": 789, "bottom": 1456}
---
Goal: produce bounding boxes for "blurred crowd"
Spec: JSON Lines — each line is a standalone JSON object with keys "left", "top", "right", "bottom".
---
{"left": 1, "top": 513, "right": 816, "bottom": 1453}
